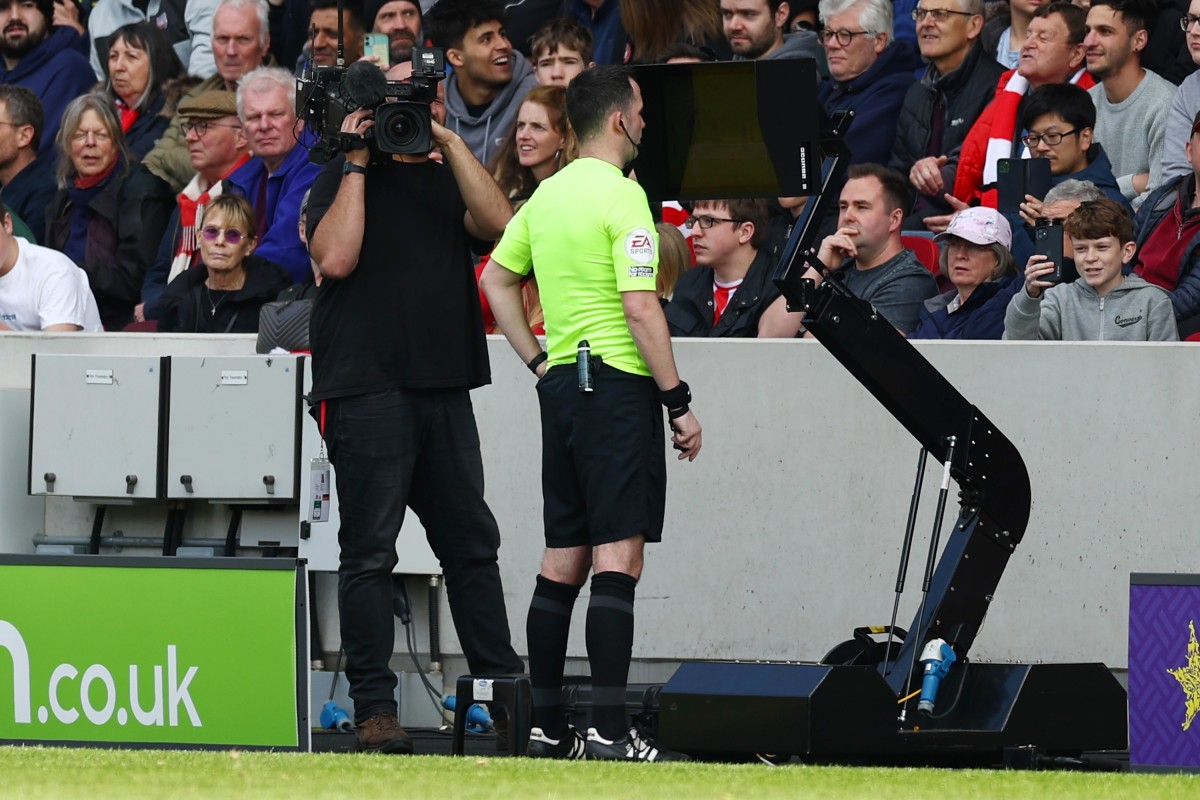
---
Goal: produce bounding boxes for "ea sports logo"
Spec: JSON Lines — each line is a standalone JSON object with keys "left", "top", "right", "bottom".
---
{"left": 625, "top": 228, "right": 655, "bottom": 265}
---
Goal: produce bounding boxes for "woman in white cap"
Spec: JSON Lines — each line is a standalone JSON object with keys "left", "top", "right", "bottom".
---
{"left": 909, "top": 206, "right": 1021, "bottom": 339}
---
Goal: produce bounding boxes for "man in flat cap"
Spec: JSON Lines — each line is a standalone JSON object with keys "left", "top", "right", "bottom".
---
{"left": 145, "top": 0, "right": 274, "bottom": 191}
{"left": 135, "top": 89, "right": 253, "bottom": 323}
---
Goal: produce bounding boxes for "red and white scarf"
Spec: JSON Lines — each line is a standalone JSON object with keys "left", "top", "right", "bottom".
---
{"left": 981, "top": 67, "right": 1095, "bottom": 186}
{"left": 168, "top": 154, "right": 251, "bottom": 283}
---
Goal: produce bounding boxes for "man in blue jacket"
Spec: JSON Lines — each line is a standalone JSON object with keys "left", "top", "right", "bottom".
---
{"left": 0, "top": 0, "right": 96, "bottom": 153}
{"left": 817, "top": 0, "right": 919, "bottom": 167}
{"left": 227, "top": 66, "right": 321, "bottom": 283}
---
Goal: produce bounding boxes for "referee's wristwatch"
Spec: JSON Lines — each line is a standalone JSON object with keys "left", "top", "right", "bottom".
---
{"left": 342, "top": 161, "right": 367, "bottom": 176}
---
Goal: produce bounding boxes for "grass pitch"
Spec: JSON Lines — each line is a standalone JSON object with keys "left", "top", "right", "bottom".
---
{"left": 0, "top": 747, "right": 1196, "bottom": 800}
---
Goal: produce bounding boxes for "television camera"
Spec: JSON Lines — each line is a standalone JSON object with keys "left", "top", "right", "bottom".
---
{"left": 295, "top": 46, "right": 445, "bottom": 163}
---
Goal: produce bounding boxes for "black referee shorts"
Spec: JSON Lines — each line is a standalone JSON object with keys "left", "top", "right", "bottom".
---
{"left": 535, "top": 361, "right": 666, "bottom": 548}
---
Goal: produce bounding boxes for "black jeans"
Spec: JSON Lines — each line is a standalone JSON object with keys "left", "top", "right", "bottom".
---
{"left": 323, "top": 388, "right": 523, "bottom": 722}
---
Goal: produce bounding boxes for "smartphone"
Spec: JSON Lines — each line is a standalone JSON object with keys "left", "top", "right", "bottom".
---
{"left": 997, "top": 158, "right": 1051, "bottom": 214}
{"left": 364, "top": 33, "right": 390, "bottom": 67}
{"left": 1033, "top": 219, "right": 1064, "bottom": 285}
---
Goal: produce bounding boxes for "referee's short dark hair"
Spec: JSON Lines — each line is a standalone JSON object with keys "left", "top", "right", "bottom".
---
{"left": 567, "top": 64, "right": 635, "bottom": 143}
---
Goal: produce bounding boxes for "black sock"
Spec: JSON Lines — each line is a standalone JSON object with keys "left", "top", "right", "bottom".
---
{"left": 526, "top": 574, "right": 581, "bottom": 739}
{"left": 585, "top": 571, "right": 637, "bottom": 740}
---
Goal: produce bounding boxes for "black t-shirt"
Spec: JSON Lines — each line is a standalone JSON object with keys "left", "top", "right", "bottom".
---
{"left": 306, "top": 156, "right": 491, "bottom": 400}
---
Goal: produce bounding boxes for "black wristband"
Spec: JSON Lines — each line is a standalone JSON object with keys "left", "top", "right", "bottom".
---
{"left": 527, "top": 351, "right": 548, "bottom": 374}
{"left": 660, "top": 381, "right": 691, "bottom": 409}
{"left": 342, "top": 160, "right": 367, "bottom": 175}
{"left": 667, "top": 404, "right": 690, "bottom": 420}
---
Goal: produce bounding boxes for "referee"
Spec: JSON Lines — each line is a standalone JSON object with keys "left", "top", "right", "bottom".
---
{"left": 481, "top": 65, "right": 702, "bottom": 762}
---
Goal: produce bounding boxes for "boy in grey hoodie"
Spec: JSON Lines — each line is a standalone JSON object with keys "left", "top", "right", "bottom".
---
{"left": 425, "top": 0, "right": 539, "bottom": 166}
{"left": 1004, "top": 198, "right": 1178, "bottom": 341}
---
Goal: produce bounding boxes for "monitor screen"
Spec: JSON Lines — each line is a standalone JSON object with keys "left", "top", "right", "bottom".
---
{"left": 633, "top": 59, "right": 821, "bottom": 202}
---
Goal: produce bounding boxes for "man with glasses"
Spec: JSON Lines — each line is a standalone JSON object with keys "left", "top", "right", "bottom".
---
{"left": 952, "top": 2, "right": 1093, "bottom": 210}
{"left": 721, "top": 0, "right": 823, "bottom": 68}
{"left": 891, "top": 0, "right": 1005, "bottom": 230}
{"left": 135, "top": 89, "right": 252, "bottom": 323}
{"left": 1084, "top": 1, "right": 1173, "bottom": 209}
{"left": 227, "top": 66, "right": 321, "bottom": 283}
{"left": 817, "top": 0, "right": 919, "bottom": 169}
{"left": 665, "top": 198, "right": 799, "bottom": 337}
{"left": 1003, "top": 83, "right": 1128, "bottom": 263}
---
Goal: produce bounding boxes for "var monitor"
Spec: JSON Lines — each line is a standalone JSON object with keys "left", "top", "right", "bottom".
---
{"left": 632, "top": 58, "right": 821, "bottom": 202}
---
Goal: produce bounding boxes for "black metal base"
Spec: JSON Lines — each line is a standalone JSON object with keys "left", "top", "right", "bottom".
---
{"left": 657, "top": 661, "right": 1128, "bottom": 765}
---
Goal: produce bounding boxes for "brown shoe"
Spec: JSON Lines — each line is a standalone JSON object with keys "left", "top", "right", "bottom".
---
{"left": 356, "top": 712, "right": 414, "bottom": 754}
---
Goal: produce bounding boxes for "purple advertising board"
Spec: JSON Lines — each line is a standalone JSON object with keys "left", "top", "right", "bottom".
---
{"left": 1129, "top": 574, "right": 1200, "bottom": 772}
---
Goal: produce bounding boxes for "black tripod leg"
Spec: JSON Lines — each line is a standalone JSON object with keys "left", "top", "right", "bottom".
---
{"left": 900, "top": 435, "right": 957, "bottom": 722}
{"left": 883, "top": 447, "right": 928, "bottom": 676}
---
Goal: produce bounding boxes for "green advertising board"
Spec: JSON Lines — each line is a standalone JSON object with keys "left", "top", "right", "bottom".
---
{"left": 0, "top": 556, "right": 308, "bottom": 750}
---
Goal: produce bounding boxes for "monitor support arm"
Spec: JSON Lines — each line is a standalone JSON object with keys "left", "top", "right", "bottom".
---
{"left": 773, "top": 117, "right": 1031, "bottom": 696}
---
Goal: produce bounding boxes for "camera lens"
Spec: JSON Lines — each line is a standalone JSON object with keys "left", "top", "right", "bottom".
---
{"left": 374, "top": 102, "right": 432, "bottom": 155}
{"left": 384, "top": 108, "right": 419, "bottom": 147}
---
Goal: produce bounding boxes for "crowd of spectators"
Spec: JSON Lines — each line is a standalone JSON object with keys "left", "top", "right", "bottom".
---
{"left": 1, "top": 0, "right": 1199, "bottom": 344}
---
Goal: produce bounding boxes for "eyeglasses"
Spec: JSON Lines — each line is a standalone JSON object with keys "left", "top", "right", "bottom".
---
{"left": 180, "top": 119, "right": 243, "bottom": 137}
{"left": 819, "top": 29, "right": 873, "bottom": 46}
{"left": 1021, "top": 128, "right": 1081, "bottom": 147}
{"left": 201, "top": 226, "right": 248, "bottom": 244}
{"left": 1180, "top": 15, "right": 1200, "bottom": 31}
{"left": 912, "top": 7, "right": 974, "bottom": 23}
{"left": 71, "top": 129, "right": 112, "bottom": 144}
{"left": 684, "top": 215, "right": 745, "bottom": 230}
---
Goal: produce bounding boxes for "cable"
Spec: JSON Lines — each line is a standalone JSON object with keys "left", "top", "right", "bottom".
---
{"left": 394, "top": 578, "right": 453, "bottom": 725}
{"left": 926, "top": 658, "right": 970, "bottom": 720}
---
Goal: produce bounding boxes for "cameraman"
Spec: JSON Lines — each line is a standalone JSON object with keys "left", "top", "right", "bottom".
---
{"left": 305, "top": 60, "right": 523, "bottom": 755}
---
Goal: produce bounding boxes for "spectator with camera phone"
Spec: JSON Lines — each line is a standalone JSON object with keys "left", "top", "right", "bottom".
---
{"left": 1004, "top": 196, "right": 1177, "bottom": 339}
{"left": 1006, "top": 83, "right": 1128, "bottom": 261}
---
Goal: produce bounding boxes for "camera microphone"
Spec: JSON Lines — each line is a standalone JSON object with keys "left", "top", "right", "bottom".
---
{"left": 344, "top": 60, "right": 389, "bottom": 108}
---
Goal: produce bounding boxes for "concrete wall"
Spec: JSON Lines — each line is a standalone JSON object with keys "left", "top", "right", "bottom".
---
{"left": 2, "top": 331, "right": 1196, "bottom": 672}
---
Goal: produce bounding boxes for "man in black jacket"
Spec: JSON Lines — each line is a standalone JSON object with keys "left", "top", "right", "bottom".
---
{"left": 889, "top": 0, "right": 1004, "bottom": 229}
{"left": 666, "top": 198, "right": 800, "bottom": 337}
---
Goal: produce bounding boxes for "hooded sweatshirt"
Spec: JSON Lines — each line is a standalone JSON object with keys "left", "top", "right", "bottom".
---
{"left": 0, "top": 27, "right": 96, "bottom": 153}
{"left": 1003, "top": 273, "right": 1178, "bottom": 341}
{"left": 444, "top": 49, "right": 539, "bottom": 166}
